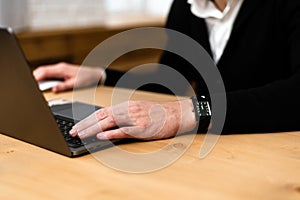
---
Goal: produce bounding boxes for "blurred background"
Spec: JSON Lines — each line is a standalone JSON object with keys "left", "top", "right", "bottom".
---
{"left": 0, "top": 0, "right": 172, "bottom": 31}
{"left": 0, "top": 0, "right": 173, "bottom": 70}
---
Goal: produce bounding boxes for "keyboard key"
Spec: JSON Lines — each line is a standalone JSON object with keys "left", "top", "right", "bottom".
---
{"left": 54, "top": 116, "right": 83, "bottom": 148}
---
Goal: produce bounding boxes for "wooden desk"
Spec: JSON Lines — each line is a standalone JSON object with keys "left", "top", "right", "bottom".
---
{"left": 1, "top": 86, "right": 300, "bottom": 200}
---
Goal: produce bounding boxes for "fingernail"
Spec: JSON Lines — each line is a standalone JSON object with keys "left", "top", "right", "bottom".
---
{"left": 69, "top": 129, "right": 76, "bottom": 136}
{"left": 97, "top": 133, "right": 107, "bottom": 140}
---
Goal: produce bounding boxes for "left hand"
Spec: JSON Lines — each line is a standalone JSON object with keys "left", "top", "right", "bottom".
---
{"left": 33, "top": 62, "right": 105, "bottom": 93}
{"left": 69, "top": 99, "right": 197, "bottom": 140}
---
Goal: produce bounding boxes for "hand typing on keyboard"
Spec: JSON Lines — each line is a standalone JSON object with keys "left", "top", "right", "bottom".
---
{"left": 56, "top": 116, "right": 101, "bottom": 148}
{"left": 69, "top": 99, "right": 198, "bottom": 141}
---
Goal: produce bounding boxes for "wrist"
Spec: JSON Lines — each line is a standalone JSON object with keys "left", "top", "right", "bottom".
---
{"left": 190, "top": 96, "right": 211, "bottom": 132}
{"left": 178, "top": 98, "right": 198, "bottom": 133}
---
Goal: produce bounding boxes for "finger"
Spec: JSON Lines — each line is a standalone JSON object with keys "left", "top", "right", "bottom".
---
{"left": 73, "top": 108, "right": 110, "bottom": 131}
{"left": 117, "top": 126, "right": 145, "bottom": 139}
{"left": 77, "top": 122, "right": 103, "bottom": 138}
{"left": 70, "top": 108, "right": 112, "bottom": 137}
{"left": 71, "top": 113, "right": 99, "bottom": 134}
{"left": 52, "top": 79, "right": 74, "bottom": 92}
{"left": 77, "top": 117, "right": 116, "bottom": 138}
{"left": 33, "top": 67, "right": 48, "bottom": 81}
{"left": 102, "top": 119, "right": 164, "bottom": 140}
{"left": 117, "top": 126, "right": 160, "bottom": 140}
{"left": 96, "top": 128, "right": 133, "bottom": 140}
{"left": 33, "top": 66, "right": 65, "bottom": 81}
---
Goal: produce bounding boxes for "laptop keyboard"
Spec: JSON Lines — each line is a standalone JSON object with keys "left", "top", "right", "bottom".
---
{"left": 55, "top": 115, "right": 104, "bottom": 149}
{"left": 55, "top": 116, "right": 83, "bottom": 148}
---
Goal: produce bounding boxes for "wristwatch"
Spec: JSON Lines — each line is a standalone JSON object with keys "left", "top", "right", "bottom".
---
{"left": 190, "top": 96, "right": 212, "bottom": 131}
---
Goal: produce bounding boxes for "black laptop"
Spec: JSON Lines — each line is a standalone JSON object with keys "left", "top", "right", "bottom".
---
{"left": 0, "top": 27, "right": 114, "bottom": 157}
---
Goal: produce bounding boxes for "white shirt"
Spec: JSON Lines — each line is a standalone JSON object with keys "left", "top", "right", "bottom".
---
{"left": 187, "top": 0, "right": 244, "bottom": 63}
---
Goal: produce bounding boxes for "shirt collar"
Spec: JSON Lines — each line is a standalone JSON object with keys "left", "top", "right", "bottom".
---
{"left": 187, "top": 0, "right": 234, "bottom": 19}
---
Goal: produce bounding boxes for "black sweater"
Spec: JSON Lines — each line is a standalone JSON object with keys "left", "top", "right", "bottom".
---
{"left": 105, "top": 0, "right": 300, "bottom": 133}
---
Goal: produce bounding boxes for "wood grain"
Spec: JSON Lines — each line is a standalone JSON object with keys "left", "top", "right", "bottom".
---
{"left": 1, "top": 86, "right": 300, "bottom": 200}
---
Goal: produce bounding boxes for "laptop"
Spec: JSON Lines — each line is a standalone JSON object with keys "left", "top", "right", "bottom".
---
{"left": 0, "top": 27, "right": 115, "bottom": 157}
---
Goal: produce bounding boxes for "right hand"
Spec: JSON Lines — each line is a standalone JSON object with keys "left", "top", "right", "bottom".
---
{"left": 69, "top": 98, "right": 198, "bottom": 141}
{"left": 33, "top": 62, "right": 105, "bottom": 93}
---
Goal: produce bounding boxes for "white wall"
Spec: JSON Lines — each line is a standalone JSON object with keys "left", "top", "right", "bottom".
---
{"left": 0, "top": 0, "right": 173, "bottom": 31}
{"left": 25, "top": 0, "right": 173, "bottom": 30}
{"left": 0, "top": 0, "right": 28, "bottom": 31}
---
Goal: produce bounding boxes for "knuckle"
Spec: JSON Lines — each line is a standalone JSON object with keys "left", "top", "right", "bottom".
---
{"left": 55, "top": 62, "right": 66, "bottom": 71}
{"left": 128, "top": 101, "right": 142, "bottom": 113}
{"left": 95, "top": 109, "right": 107, "bottom": 121}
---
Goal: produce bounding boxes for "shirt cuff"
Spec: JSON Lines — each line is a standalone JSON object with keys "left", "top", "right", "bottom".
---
{"left": 98, "top": 67, "right": 107, "bottom": 85}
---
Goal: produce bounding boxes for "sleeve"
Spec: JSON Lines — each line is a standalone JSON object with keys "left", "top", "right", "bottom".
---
{"left": 221, "top": 1, "right": 300, "bottom": 133}
{"left": 104, "top": 0, "right": 198, "bottom": 95}
{"left": 158, "top": 0, "right": 211, "bottom": 96}
{"left": 104, "top": 68, "right": 125, "bottom": 86}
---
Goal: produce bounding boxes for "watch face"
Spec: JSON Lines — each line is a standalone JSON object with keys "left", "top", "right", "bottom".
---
{"left": 191, "top": 96, "right": 211, "bottom": 122}
{"left": 199, "top": 101, "right": 211, "bottom": 117}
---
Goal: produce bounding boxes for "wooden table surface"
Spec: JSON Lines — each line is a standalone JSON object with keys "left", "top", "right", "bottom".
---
{"left": 1, "top": 86, "right": 300, "bottom": 200}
